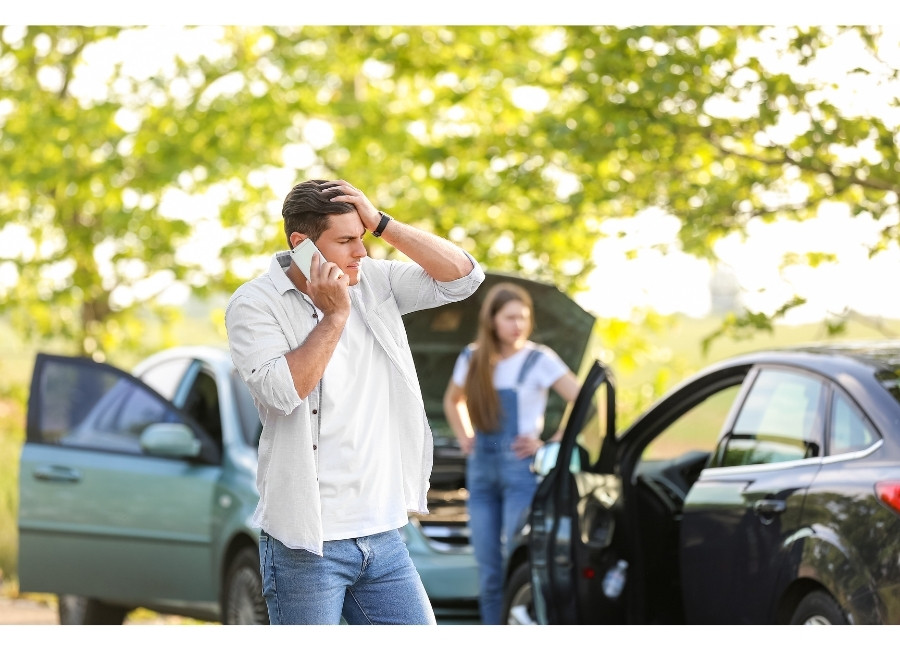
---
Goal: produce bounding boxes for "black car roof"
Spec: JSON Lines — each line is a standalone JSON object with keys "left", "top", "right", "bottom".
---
{"left": 723, "top": 340, "right": 900, "bottom": 374}
{"left": 637, "top": 340, "right": 900, "bottom": 417}
{"left": 786, "top": 340, "right": 900, "bottom": 369}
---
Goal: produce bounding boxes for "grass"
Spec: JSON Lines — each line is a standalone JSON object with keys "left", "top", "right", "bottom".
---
{"left": 0, "top": 396, "right": 24, "bottom": 588}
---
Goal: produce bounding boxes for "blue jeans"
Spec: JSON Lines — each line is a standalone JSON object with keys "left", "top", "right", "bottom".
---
{"left": 259, "top": 528, "right": 436, "bottom": 625}
{"left": 467, "top": 425, "right": 539, "bottom": 625}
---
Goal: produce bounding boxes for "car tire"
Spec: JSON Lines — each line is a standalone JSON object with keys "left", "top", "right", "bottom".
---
{"left": 790, "top": 590, "right": 848, "bottom": 625}
{"left": 57, "top": 594, "right": 128, "bottom": 625}
{"left": 501, "top": 563, "right": 537, "bottom": 625}
{"left": 222, "top": 547, "right": 269, "bottom": 625}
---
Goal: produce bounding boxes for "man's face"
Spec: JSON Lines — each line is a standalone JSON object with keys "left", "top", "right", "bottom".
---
{"left": 310, "top": 210, "right": 368, "bottom": 285}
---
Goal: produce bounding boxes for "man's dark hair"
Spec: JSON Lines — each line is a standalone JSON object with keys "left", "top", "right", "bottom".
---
{"left": 282, "top": 179, "right": 355, "bottom": 247}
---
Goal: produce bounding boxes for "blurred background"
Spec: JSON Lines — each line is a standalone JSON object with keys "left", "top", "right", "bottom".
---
{"left": 2, "top": 18, "right": 899, "bottom": 617}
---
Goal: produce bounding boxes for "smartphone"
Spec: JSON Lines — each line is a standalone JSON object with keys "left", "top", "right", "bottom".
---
{"left": 290, "top": 238, "right": 327, "bottom": 280}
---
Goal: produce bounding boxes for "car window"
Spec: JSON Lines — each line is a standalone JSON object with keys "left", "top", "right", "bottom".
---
{"left": 181, "top": 369, "right": 223, "bottom": 450}
{"left": 642, "top": 384, "right": 742, "bottom": 461}
{"left": 137, "top": 357, "right": 193, "bottom": 401}
{"left": 830, "top": 391, "right": 879, "bottom": 455}
{"left": 37, "top": 358, "right": 184, "bottom": 454}
{"left": 89, "top": 381, "right": 178, "bottom": 452}
{"left": 714, "top": 368, "right": 825, "bottom": 468}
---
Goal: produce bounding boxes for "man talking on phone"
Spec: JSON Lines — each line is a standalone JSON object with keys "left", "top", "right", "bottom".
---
{"left": 225, "top": 179, "right": 484, "bottom": 624}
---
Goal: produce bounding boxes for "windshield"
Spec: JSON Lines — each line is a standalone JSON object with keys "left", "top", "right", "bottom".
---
{"left": 231, "top": 369, "right": 262, "bottom": 447}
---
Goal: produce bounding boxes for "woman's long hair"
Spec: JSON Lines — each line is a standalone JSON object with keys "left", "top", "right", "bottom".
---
{"left": 464, "top": 282, "right": 534, "bottom": 433}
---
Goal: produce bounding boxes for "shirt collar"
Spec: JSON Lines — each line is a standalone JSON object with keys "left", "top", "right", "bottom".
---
{"left": 269, "top": 251, "right": 296, "bottom": 295}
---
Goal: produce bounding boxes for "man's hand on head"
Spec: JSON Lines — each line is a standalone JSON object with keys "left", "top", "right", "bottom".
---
{"left": 321, "top": 180, "right": 381, "bottom": 234}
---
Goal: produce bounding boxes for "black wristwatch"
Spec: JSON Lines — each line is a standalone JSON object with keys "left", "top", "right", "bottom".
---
{"left": 372, "top": 211, "right": 392, "bottom": 237}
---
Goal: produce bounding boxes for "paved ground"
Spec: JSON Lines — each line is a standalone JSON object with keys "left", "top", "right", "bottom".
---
{"left": 0, "top": 595, "right": 56, "bottom": 625}
{"left": 0, "top": 595, "right": 478, "bottom": 625}
{"left": 0, "top": 595, "right": 205, "bottom": 625}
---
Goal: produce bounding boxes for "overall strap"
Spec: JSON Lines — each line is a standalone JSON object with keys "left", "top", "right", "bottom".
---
{"left": 516, "top": 347, "right": 543, "bottom": 387}
{"left": 462, "top": 345, "right": 542, "bottom": 386}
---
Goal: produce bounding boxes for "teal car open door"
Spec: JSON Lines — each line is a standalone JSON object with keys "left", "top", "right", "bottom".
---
{"left": 19, "top": 353, "right": 223, "bottom": 618}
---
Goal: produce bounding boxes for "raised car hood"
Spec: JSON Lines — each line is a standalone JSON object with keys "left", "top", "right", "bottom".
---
{"left": 403, "top": 271, "right": 597, "bottom": 444}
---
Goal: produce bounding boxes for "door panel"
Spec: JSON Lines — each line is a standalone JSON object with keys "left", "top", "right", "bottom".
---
{"left": 680, "top": 366, "right": 826, "bottom": 623}
{"left": 19, "top": 354, "right": 220, "bottom": 605}
{"left": 681, "top": 464, "right": 819, "bottom": 623}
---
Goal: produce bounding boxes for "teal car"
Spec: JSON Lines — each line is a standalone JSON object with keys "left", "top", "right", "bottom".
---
{"left": 18, "top": 345, "right": 480, "bottom": 624}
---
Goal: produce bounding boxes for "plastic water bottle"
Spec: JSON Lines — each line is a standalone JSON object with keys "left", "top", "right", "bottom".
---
{"left": 602, "top": 559, "right": 628, "bottom": 599}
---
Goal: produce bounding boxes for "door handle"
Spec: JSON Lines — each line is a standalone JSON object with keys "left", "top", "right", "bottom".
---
{"left": 753, "top": 499, "right": 786, "bottom": 516}
{"left": 33, "top": 465, "right": 82, "bottom": 483}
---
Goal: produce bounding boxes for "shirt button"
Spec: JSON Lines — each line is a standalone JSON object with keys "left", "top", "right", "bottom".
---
{"left": 312, "top": 409, "right": 318, "bottom": 414}
{"left": 313, "top": 445, "right": 317, "bottom": 450}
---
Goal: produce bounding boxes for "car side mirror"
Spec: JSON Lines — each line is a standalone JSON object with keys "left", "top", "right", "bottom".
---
{"left": 532, "top": 440, "right": 583, "bottom": 477}
{"left": 140, "top": 423, "right": 202, "bottom": 459}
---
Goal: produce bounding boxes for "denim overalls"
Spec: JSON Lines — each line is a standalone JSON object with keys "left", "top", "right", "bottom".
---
{"left": 465, "top": 347, "right": 543, "bottom": 625}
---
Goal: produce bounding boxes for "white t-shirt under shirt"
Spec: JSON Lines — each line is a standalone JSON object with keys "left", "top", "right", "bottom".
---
{"left": 451, "top": 342, "right": 570, "bottom": 439}
{"left": 317, "top": 288, "right": 408, "bottom": 541}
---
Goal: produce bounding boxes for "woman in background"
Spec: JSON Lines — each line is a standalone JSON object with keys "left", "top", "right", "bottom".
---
{"left": 443, "top": 282, "right": 580, "bottom": 625}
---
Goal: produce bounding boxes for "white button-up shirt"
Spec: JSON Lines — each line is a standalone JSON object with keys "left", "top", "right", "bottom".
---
{"left": 225, "top": 250, "right": 484, "bottom": 554}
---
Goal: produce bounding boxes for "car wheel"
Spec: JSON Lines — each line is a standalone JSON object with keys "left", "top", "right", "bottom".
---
{"left": 222, "top": 547, "right": 269, "bottom": 625}
{"left": 790, "top": 590, "right": 848, "bottom": 625}
{"left": 501, "top": 563, "right": 536, "bottom": 625}
{"left": 57, "top": 594, "right": 128, "bottom": 625}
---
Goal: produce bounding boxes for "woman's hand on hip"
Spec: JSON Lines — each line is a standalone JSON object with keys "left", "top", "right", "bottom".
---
{"left": 511, "top": 435, "right": 543, "bottom": 459}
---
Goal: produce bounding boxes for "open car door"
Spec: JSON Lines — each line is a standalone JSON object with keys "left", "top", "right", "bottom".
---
{"left": 19, "top": 353, "right": 222, "bottom": 606}
{"left": 528, "top": 360, "right": 624, "bottom": 624}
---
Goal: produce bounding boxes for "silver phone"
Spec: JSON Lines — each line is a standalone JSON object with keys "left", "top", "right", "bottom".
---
{"left": 290, "top": 238, "right": 327, "bottom": 280}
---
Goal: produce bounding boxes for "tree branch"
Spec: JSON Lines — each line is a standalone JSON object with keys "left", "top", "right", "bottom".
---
{"left": 709, "top": 132, "right": 900, "bottom": 195}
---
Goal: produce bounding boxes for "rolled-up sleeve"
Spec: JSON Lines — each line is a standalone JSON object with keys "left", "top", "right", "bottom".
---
{"left": 387, "top": 251, "right": 485, "bottom": 314}
{"left": 225, "top": 295, "right": 304, "bottom": 415}
{"left": 436, "top": 250, "right": 485, "bottom": 299}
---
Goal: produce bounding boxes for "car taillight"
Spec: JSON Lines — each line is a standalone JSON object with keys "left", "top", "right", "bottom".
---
{"left": 875, "top": 482, "right": 900, "bottom": 515}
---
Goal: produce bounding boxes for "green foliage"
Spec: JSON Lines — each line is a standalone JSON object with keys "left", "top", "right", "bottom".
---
{"left": 592, "top": 311, "right": 695, "bottom": 424}
{"left": 2, "top": 26, "right": 899, "bottom": 359}
{"left": 700, "top": 296, "right": 808, "bottom": 355}
{"left": 0, "top": 397, "right": 24, "bottom": 582}
{"left": 609, "top": 311, "right": 900, "bottom": 430}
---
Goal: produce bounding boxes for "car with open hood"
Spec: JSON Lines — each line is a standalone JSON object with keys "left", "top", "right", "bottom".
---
{"left": 402, "top": 271, "right": 597, "bottom": 547}
{"left": 503, "top": 341, "right": 900, "bottom": 625}
{"left": 17, "top": 272, "right": 596, "bottom": 624}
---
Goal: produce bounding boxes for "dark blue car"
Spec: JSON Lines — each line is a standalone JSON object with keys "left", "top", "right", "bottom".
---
{"left": 503, "top": 341, "right": 900, "bottom": 624}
